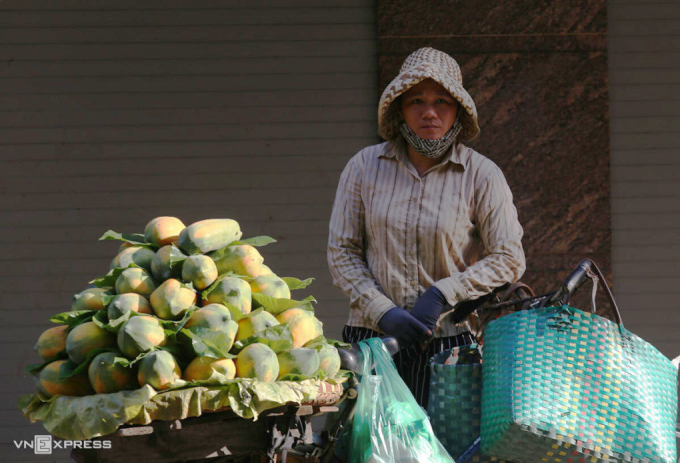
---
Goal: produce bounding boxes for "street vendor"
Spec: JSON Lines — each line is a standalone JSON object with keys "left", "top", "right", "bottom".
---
{"left": 327, "top": 47, "right": 526, "bottom": 407}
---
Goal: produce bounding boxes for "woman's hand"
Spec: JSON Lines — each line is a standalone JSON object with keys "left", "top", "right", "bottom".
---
{"left": 410, "top": 286, "right": 450, "bottom": 331}
{"left": 378, "top": 307, "right": 431, "bottom": 346}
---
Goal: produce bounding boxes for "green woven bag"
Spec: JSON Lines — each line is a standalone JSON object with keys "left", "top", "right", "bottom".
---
{"left": 428, "top": 344, "right": 507, "bottom": 463}
{"left": 481, "top": 304, "right": 678, "bottom": 463}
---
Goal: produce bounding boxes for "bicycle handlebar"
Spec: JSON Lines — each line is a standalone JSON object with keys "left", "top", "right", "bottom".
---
{"left": 338, "top": 336, "right": 399, "bottom": 375}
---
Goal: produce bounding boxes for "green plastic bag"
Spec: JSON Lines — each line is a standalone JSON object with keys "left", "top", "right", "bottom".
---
{"left": 349, "top": 338, "right": 454, "bottom": 463}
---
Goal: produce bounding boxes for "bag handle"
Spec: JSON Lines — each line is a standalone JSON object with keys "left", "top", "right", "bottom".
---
{"left": 549, "top": 259, "right": 623, "bottom": 325}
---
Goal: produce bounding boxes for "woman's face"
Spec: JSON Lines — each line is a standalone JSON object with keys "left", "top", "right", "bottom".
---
{"left": 399, "top": 79, "right": 459, "bottom": 140}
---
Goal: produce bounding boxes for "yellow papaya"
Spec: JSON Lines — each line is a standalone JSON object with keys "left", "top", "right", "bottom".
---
{"left": 144, "top": 216, "right": 186, "bottom": 247}
{"left": 65, "top": 321, "right": 116, "bottom": 364}
{"left": 150, "top": 278, "right": 197, "bottom": 320}
{"left": 34, "top": 325, "right": 69, "bottom": 360}
{"left": 181, "top": 255, "right": 218, "bottom": 290}
{"left": 178, "top": 219, "right": 242, "bottom": 255}
{"left": 110, "top": 246, "right": 155, "bottom": 271}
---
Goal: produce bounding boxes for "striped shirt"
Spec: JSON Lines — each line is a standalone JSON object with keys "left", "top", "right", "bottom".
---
{"left": 327, "top": 139, "right": 526, "bottom": 337}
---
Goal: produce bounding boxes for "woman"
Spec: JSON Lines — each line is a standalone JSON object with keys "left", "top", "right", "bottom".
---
{"left": 327, "top": 47, "right": 526, "bottom": 407}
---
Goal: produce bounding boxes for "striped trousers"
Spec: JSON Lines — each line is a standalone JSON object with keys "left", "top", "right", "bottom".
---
{"left": 342, "top": 325, "right": 475, "bottom": 409}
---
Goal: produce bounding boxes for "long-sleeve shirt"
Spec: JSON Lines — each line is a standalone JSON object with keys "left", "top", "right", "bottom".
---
{"left": 327, "top": 139, "right": 526, "bottom": 337}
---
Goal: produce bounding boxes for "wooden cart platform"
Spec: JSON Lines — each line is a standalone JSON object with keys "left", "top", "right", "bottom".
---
{"left": 70, "top": 382, "right": 345, "bottom": 463}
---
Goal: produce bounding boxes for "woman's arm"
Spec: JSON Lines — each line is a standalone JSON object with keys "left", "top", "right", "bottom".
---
{"left": 327, "top": 152, "right": 396, "bottom": 330}
{"left": 434, "top": 163, "right": 526, "bottom": 306}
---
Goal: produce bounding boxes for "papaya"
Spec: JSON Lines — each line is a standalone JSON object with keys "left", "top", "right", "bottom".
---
{"left": 150, "top": 278, "right": 197, "bottom": 320}
{"left": 117, "top": 315, "right": 166, "bottom": 359}
{"left": 34, "top": 325, "right": 69, "bottom": 360}
{"left": 65, "top": 321, "right": 116, "bottom": 364}
{"left": 183, "top": 356, "right": 236, "bottom": 382}
{"left": 250, "top": 274, "right": 291, "bottom": 300}
{"left": 151, "top": 245, "right": 187, "bottom": 282}
{"left": 144, "top": 216, "right": 186, "bottom": 247}
{"left": 258, "top": 264, "right": 274, "bottom": 277}
{"left": 314, "top": 343, "right": 341, "bottom": 377}
{"left": 118, "top": 242, "right": 135, "bottom": 253}
{"left": 38, "top": 360, "right": 94, "bottom": 397}
{"left": 178, "top": 218, "right": 242, "bottom": 255}
{"left": 183, "top": 304, "right": 238, "bottom": 354}
{"left": 275, "top": 308, "right": 323, "bottom": 348}
{"left": 137, "top": 350, "right": 181, "bottom": 390}
{"left": 115, "top": 267, "right": 157, "bottom": 298}
{"left": 88, "top": 351, "right": 138, "bottom": 394}
{"left": 181, "top": 254, "right": 218, "bottom": 290}
{"left": 72, "top": 287, "right": 114, "bottom": 312}
{"left": 185, "top": 304, "right": 236, "bottom": 331}
{"left": 110, "top": 246, "right": 155, "bottom": 271}
{"left": 277, "top": 347, "right": 320, "bottom": 379}
{"left": 212, "top": 245, "right": 268, "bottom": 278}
{"left": 235, "top": 343, "right": 279, "bottom": 382}
{"left": 275, "top": 307, "right": 310, "bottom": 324}
{"left": 107, "top": 293, "right": 153, "bottom": 320}
{"left": 202, "top": 275, "right": 252, "bottom": 317}
{"left": 235, "top": 310, "right": 280, "bottom": 342}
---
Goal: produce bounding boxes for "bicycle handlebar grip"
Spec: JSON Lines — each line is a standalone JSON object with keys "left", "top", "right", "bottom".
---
{"left": 550, "top": 259, "right": 593, "bottom": 306}
{"left": 338, "top": 336, "right": 400, "bottom": 375}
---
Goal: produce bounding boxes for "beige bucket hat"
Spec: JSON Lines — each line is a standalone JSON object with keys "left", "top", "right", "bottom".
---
{"left": 378, "top": 47, "right": 480, "bottom": 141}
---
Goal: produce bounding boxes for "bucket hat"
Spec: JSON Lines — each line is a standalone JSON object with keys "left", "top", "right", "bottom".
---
{"left": 378, "top": 47, "right": 480, "bottom": 141}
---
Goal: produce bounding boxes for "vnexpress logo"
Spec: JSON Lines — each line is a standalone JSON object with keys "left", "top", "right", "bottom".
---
{"left": 14, "top": 435, "right": 111, "bottom": 454}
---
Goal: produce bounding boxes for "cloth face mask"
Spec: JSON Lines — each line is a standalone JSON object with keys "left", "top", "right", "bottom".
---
{"left": 399, "top": 116, "right": 463, "bottom": 160}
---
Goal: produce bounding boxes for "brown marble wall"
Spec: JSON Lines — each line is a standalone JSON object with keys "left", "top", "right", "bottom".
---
{"left": 378, "top": 1, "right": 611, "bottom": 312}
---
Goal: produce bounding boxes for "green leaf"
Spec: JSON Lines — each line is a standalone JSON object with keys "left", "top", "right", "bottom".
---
{"left": 49, "top": 310, "right": 97, "bottom": 327}
{"left": 282, "top": 277, "right": 314, "bottom": 291}
{"left": 100, "top": 293, "right": 117, "bottom": 308}
{"left": 17, "top": 393, "right": 38, "bottom": 411}
{"left": 231, "top": 323, "right": 294, "bottom": 354}
{"left": 128, "top": 350, "right": 154, "bottom": 366}
{"left": 107, "top": 310, "right": 132, "bottom": 328}
{"left": 179, "top": 329, "right": 235, "bottom": 359}
{"left": 111, "top": 355, "right": 131, "bottom": 368}
{"left": 181, "top": 370, "right": 237, "bottom": 387}
{"left": 326, "top": 338, "right": 352, "bottom": 349}
{"left": 251, "top": 294, "right": 316, "bottom": 316}
{"left": 20, "top": 377, "right": 333, "bottom": 441}
{"left": 99, "top": 230, "right": 156, "bottom": 250}
{"left": 278, "top": 368, "right": 326, "bottom": 382}
{"left": 156, "top": 345, "right": 185, "bottom": 359}
{"left": 25, "top": 353, "right": 67, "bottom": 376}
{"left": 302, "top": 336, "right": 328, "bottom": 351}
{"left": 89, "top": 266, "right": 129, "bottom": 288}
{"left": 91, "top": 310, "right": 117, "bottom": 333}
{"left": 160, "top": 308, "right": 196, "bottom": 337}
{"left": 233, "top": 236, "right": 277, "bottom": 247}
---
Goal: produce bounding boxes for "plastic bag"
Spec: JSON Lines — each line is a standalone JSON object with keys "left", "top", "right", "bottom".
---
{"left": 348, "top": 338, "right": 454, "bottom": 463}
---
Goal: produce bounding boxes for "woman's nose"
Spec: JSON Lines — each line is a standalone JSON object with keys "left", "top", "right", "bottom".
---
{"left": 422, "top": 105, "right": 437, "bottom": 118}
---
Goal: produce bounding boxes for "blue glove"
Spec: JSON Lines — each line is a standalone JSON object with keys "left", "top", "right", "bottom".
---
{"left": 378, "top": 307, "right": 431, "bottom": 346}
{"left": 410, "top": 286, "right": 451, "bottom": 331}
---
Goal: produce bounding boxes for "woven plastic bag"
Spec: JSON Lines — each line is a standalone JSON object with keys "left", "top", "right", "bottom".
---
{"left": 482, "top": 302, "right": 678, "bottom": 463}
{"left": 428, "top": 344, "right": 506, "bottom": 463}
{"left": 349, "top": 337, "right": 454, "bottom": 463}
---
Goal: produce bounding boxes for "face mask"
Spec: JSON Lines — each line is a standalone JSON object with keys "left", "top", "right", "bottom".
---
{"left": 399, "top": 115, "right": 463, "bottom": 160}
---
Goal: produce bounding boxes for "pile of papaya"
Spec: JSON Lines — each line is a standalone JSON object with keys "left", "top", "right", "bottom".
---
{"left": 29, "top": 217, "right": 342, "bottom": 398}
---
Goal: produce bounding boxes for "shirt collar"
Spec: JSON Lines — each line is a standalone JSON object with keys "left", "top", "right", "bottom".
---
{"left": 381, "top": 137, "right": 467, "bottom": 169}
